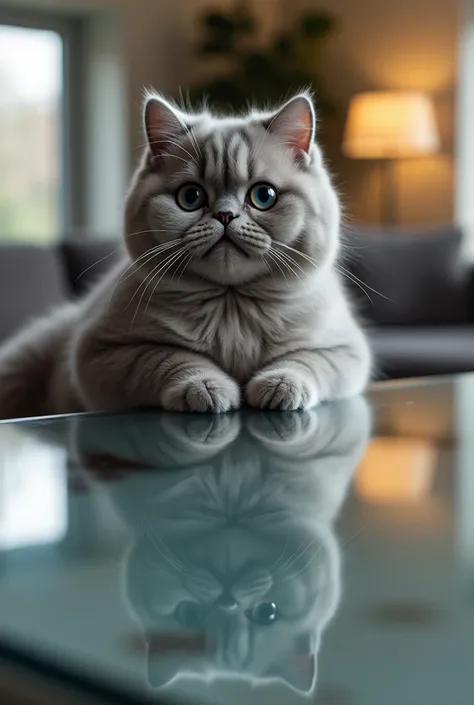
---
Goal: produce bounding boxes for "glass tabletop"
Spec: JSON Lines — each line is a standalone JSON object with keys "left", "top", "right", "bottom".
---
{"left": 0, "top": 374, "right": 472, "bottom": 704}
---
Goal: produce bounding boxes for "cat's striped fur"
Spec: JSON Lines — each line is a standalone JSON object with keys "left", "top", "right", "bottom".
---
{"left": 0, "top": 93, "right": 370, "bottom": 418}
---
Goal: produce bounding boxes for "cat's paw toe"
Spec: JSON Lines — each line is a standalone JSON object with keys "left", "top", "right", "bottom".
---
{"left": 163, "top": 374, "right": 240, "bottom": 413}
{"left": 246, "top": 370, "right": 318, "bottom": 411}
{"left": 185, "top": 378, "right": 240, "bottom": 413}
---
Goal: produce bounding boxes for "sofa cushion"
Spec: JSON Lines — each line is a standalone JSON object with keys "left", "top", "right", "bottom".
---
{"left": 370, "top": 326, "right": 474, "bottom": 379}
{"left": 0, "top": 244, "right": 68, "bottom": 342}
{"left": 344, "top": 226, "right": 471, "bottom": 326}
{"left": 60, "top": 239, "right": 121, "bottom": 296}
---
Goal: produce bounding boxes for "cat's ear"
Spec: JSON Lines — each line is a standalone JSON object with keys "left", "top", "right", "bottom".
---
{"left": 266, "top": 633, "right": 317, "bottom": 693}
{"left": 144, "top": 95, "right": 185, "bottom": 159}
{"left": 265, "top": 94, "right": 315, "bottom": 156}
{"left": 147, "top": 650, "right": 187, "bottom": 688}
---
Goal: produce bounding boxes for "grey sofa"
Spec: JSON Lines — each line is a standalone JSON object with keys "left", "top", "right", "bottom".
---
{"left": 0, "top": 225, "right": 473, "bottom": 381}
{"left": 344, "top": 225, "right": 474, "bottom": 379}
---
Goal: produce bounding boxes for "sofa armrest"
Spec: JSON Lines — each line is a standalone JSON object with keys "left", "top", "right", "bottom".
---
{"left": 467, "top": 265, "right": 474, "bottom": 322}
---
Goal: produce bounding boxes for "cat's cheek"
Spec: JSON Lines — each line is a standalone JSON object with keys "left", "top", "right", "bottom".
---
{"left": 265, "top": 202, "right": 305, "bottom": 243}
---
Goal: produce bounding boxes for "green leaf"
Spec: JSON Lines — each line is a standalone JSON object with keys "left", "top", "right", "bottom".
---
{"left": 203, "top": 12, "right": 235, "bottom": 33}
{"left": 198, "top": 39, "right": 235, "bottom": 55}
{"left": 299, "top": 12, "right": 335, "bottom": 39}
{"left": 273, "top": 33, "right": 294, "bottom": 60}
{"left": 189, "top": 3, "right": 336, "bottom": 118}
{"left": 233, "top": 2, "right": 256, "bottom": 35}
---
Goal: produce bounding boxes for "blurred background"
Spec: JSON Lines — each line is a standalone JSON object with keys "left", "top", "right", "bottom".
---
{"left": 0, "top": 0, "right": 473, "bottom": 382}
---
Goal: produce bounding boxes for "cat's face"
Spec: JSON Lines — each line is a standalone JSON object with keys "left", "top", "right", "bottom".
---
{"left": 125, "top": 93, "right": 340, "bottom": 286}
{"left": 127, "top": 503, "right": 336, "bottom": 693}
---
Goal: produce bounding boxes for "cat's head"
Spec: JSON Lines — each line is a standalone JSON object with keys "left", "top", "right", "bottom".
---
{"left": 125, "top": 92, "right": 340, "bottom": 286}
{"left": 128, "top": 515, "right": 336, "bottom": 696}
{"left": 118, "top": 401, "right": 370, "bottom": 698}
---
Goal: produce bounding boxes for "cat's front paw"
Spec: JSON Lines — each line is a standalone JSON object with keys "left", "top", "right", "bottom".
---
{"left": 246, "top": 369, "right": 319, "bottom": 411}
{"left": 162, "top": 372, "right": 240, "bottom": 413}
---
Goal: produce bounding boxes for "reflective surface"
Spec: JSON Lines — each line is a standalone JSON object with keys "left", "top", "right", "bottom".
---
{"left": 0, "top": 375, "right": 472, "bottom": 704}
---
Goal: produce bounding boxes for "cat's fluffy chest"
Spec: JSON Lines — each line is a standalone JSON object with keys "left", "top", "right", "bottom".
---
{"left": 151, "top": 286, "right": 308, "bottom": 382}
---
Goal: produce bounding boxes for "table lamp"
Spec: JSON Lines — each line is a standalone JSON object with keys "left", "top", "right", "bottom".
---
{"left": 342, "top": 90, "right": 440, "bottom": 223}
{"left": 355, "top": 436, "right": 436, "bottom": 504}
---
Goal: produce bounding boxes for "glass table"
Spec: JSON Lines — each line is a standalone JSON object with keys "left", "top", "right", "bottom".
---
{"left": 0, "top": 375, "right": 472, "bottom": 704}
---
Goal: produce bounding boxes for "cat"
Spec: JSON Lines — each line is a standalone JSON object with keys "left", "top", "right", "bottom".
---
{"left": 0, "top": 92, "right": 371, "bottom": 418}
{"left": 66, "top": 397, "right": 371, "bottom": 701}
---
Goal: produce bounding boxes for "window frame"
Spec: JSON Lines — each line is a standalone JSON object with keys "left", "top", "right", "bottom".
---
{"left": 0, "top": 7, "right": 85, "bottom": 238}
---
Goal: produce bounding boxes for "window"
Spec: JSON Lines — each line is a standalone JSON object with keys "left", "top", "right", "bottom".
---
{"left": 0, "top": 22, "right": 63, "bottom": 242}
{"left": 0, "top": 8, "right": 127, "bottom": 242}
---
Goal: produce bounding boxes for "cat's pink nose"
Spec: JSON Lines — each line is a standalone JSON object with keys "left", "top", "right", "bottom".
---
{"left": 214, "top": 211, "right": 238, "bottom": 226}
{"left": 215, "top": 594, "right": 239, "bottom": 612}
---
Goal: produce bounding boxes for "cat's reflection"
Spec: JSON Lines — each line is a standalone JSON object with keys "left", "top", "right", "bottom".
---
{"left": 70, "top": 400, "right": 370, "bottom": 700}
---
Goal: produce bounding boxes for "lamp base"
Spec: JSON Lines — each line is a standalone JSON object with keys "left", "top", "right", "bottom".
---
{"left": 379, "top": 159, "right": 398, "bottom": 224}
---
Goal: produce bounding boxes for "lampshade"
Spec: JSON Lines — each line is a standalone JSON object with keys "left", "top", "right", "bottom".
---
{"left": 355, "top": 436, "right": 436, "bottom": 504}
{"left": 342, "top": 90, "right": 440, "bottom": 159}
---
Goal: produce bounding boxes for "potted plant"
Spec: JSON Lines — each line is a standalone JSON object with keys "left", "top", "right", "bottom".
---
{"left": 189, "top": 2, "right": 337, "bottom": 116}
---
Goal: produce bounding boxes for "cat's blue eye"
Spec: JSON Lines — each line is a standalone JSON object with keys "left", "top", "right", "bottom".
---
{"left": 248, "top": 183, "right": 277, "bottom": 211}
{"left": 176, "top": 183, "right": 206, "bottom": 211}
{"left": 246, "top": 602, "right": 279, "bottom": 626}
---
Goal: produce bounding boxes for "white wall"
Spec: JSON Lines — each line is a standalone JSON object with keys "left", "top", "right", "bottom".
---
{"left": 456, "top": 0, "right": 474, "bottom": 255}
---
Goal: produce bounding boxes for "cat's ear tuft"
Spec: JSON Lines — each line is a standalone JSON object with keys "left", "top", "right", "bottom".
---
{"left": 144, "top": 95, "right": 185, "bottom": 158}
{"left": 265, "top": 94, "right": 316, "bottom": 156}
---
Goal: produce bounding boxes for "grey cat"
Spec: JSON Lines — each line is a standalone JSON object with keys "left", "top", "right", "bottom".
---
{"left": 0, "top": 92, "right": 370, "bottom": 418}
{"left": 67, "top": 397, "right": 371, "bottom": 701}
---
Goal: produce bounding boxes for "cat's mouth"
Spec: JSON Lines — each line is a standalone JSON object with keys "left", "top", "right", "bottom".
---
{"left": 204, "top": 235, "right": 250, "bottom": 259}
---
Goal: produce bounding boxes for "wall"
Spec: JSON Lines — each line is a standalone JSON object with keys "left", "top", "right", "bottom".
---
{"left": 9, "top": 0, "right": 460, "bottom": 227}
{"left": 456, "top": 0, "right": 474, "bottom": 255}
{"left": 280, "top": 0, "right": 459, "bottom": 226}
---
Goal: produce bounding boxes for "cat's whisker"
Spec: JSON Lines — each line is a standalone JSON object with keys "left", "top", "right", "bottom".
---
{"left": 275, "top": 242, "right": 318, "bottom": 268}
{"left": 144, "top": 249, "right": 189, "bottom": 314}
{"left": 76, "top": 249, "right": 119, "bottom": 282}
{"left": 264, "top": 250, "right": 289, "bottom": 284}
{"left": 157, "top": 152, "right": 190, "bottom": 166}
{"left": 137, "top": 551, "right": 179, "bottom": 582}
{"left": 180, "top": 121, "right": 202, "bottom": 160}
{"left": 109, "top": 240, "right": 181, "bottom": 307}
{"left": 278, "top": 544, "right": 323, "bottom": 583}
{"left": 129, "top": 248, "right": 186, "bottom": 323}
{"left": 127, "top": 246, "right": 184, "bottom": 308}
{"left": 143, "top": 521, "right": 190, "bottom": 572}
{"left": 268, "top": 535, "right": 290, "bottom": 571}
{"left": 127, "top": 241, "right": 180, "bottom": 270}
{"left": 261, "top": 256, "right": 275, "bottom": 282}
{"left": 271, "top": 248, "right": 306, "bottom": 278}
{"left": 145, "top": 528, "right": 191, "bottom": 576}
{"left": 274, "top": 537, "right": 317, "bottom": 577}
{"left": 125, "top": 228, "right": 179, "bottom": 239}
{"left": 335, "top": 265, "right": 374, "bottom": 304}
{"left": 121, "top": 240, "right": 182, "bottom": 281}
{"left": 272, "top": 244, "right": 326, "bottom": 295}
{"left": 150, "top": 134, "right": 199, "bottom": 166}
{"left": 335, "top": 263, "right": 394, "bottom": 303}
{"left": 107, "top": 241, "right": 180, "bottom": 299}
{"left": 174, "top": 251, "right": 194, "bottom": 283}
{"left": 269, "top": 248, "right": 303, "bottom": 280}
{"left": 159, "top": 125, "right": 201, "bottom": 157}
{"left": 277, "top": 241, "right": 391, "bottom": 306}
{"left": 125, "top": 254, "right": 177, "bottom": 315}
